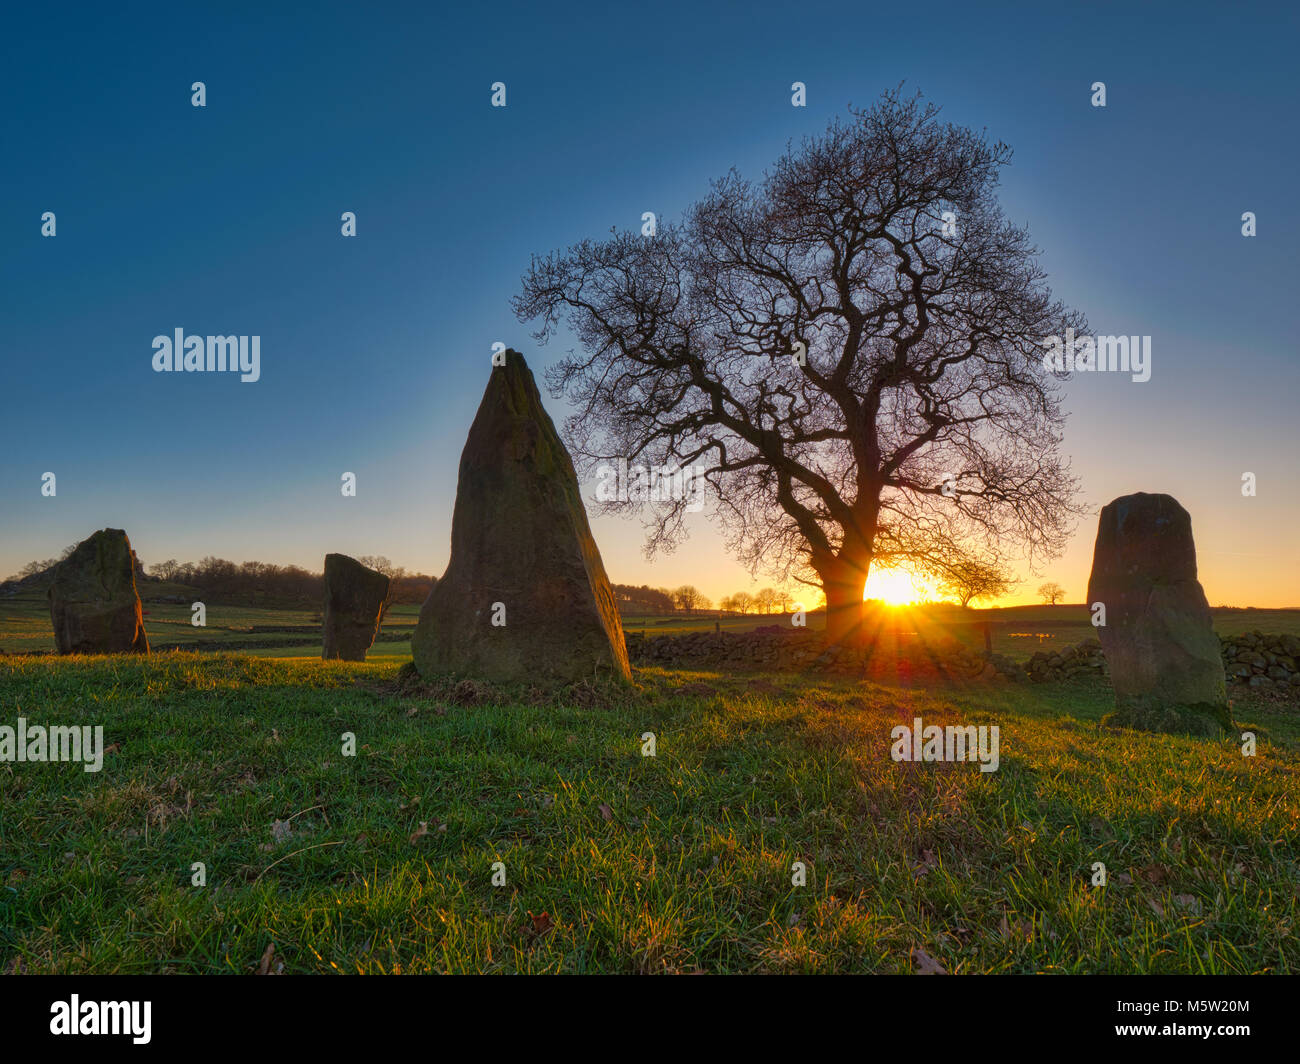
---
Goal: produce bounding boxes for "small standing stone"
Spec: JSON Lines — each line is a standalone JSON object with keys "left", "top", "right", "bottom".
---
{"left": 1086, "top": 493, "right": 1229, "bottom": 734}
{"left": 322, "top": 553, "right": 390, "bottom": 662}
{"left": 48, "top": 529, "right": 150, "bottom": 655}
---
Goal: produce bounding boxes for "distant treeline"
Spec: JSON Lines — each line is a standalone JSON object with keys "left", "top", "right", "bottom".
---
{"left": 1, "top": 553, "right": 435, "bottom": 609}
{"left": 146, "top": 557, "right": 435, "bottom": 607}
{"left": 613, "top": 584, "right": 677, "bottom": 614}
{"left": 4, "top": 560, "right": 799, "bottom": 616}
{"left": 611, "top": 583, "right": 795, "bottom": 614}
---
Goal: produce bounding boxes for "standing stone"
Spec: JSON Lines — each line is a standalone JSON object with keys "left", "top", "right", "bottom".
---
{"left": 413, "top": 350, "right": 630, "bottom": 684}
{"left": 322, "top": 554, "right": 390, "bottom": 662}
{"left": 48, "top": 529, "right": 150, "bottom": 655}
{"left": 1086, "top": 493, "right": 1229, "bottom": 734}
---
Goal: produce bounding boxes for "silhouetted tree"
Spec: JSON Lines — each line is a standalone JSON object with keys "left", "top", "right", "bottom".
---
{"left": 939, "top": 558, "right": 1017, "bottom": 607}
{"left": 1038, "top": 581, "right": 1065, "bottom": 606}
{"left": 517, "top": 89, "right": 1085, "bottom": 643}
{"left": 151, "top": 559, "right": 182, "bottom": 581}
{"left": 358, "top": 556, "right": 405, "bottom": 622}
{"left": 673, "top": 585, "right": 710, "bottom": 612}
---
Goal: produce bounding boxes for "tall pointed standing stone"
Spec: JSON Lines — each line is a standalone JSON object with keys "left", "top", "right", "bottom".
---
{"left": 413, "top": 350, "right": 631, "bottom": 684}
{"left": 1086, "top": 493, "right": 1229, "bottom": 734}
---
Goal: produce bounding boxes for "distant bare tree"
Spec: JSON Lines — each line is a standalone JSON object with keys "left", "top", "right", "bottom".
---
{"left": 673, "top": 585, "right": 708, "bottom": 612}
{"left": 151, "top": 559, "right": 181, "bottom": 581}
{"left": 753, "top": 587, "right": 778, "bottom": 613}
{"left": 358, "top": 555, "right": 404, "bottom": 579}
{"left": 939, "top": 558, "right": 1017, "bottom": 607}
{"left": 1038, "top": 581, "right": 1065, "bottom": 606}
{"left": 730, "top": 590, "right": 755, "bottom": 614}
{"left": 517, "top": 89, "right": 1086, "bottom": 643}
{"left": 358, "top": 556, "right": 405, "bottom": 623}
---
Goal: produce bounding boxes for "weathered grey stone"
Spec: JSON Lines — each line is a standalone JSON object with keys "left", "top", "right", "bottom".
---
{"left": 412, "top": 350, "right": 630, "bottom": 684}
{"left": 1086, "top": 493, "right": 1229, "bottom": 734}
{"left": 322, "top": 553, "right": 390, "bottom": 662}
{"left": 48, "top": 529, "right": 149, "bottom": 655}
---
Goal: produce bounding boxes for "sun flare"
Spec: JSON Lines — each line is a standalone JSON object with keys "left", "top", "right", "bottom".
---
{"left": 863, "top": 567, "right": 925, "bottom": 606}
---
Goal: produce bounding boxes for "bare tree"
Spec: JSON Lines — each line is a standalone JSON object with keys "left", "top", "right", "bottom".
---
{"left": 1038, "top": 581, "right": 1065, "bottom": 606}
{"left": 358, "top": 555, "right": 403, "bottom": 580}
{"left": 358, "top": 555, "right": 405, "bottom": 623}
{"left": 730, "top": 590, "right": 754, "bottom": 614}
{"left": 754, "top": 587, "right": 778, "bottom": 613}
{"left": 673, "top": 585, "right": 707, "bottom": 612}
{"left": 938, "top": 557, "right": 1017, "bottom": 607}
{"left": 516, "top": 89, "right": 1084, "bottom": 644}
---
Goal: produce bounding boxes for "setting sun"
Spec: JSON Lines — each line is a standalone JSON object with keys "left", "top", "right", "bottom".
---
{"left": 863, "top": 567, "right": 927, "bottom": 606}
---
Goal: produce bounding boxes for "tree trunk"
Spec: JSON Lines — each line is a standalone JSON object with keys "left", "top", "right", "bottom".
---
{"left": 820, "top": 556, "right": 870, "bottom": 645}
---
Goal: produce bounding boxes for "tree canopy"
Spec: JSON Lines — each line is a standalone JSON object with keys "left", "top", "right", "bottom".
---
{"left": 516, "top": 89, "right": 1085, "bottom": 641}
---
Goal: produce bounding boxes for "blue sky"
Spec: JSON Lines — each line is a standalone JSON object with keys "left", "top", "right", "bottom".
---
{"left": 2, "top": 0, "right": 1297, "bottom": 605}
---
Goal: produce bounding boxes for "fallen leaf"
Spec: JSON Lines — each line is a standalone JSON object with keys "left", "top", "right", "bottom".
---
{"left": 911, "top": 946, "right": 947, "bottom": 975}
{"left": 1114, "top": 871, "right": 1134, "bottom": 886}
{"left": 256, "top": 943, "right": 276, "bottom": 975}
{"left": 104, "top": 743, "right": 121, "bottom": 756}
{"left": 598, "top": 803, "right": 613, "bottom": 822}
{"left": 528, "top": 911, "right": 554, "bottom": 936}
{"left": 270, "top": 819, "right": 292, "bottom": 844}
{"left": 1173, "top": 894, "right": 1202, "bottom": 915}
{"left": 405, "top": 706, "right": 419, "bottom": 718}
{"left": 409, "top": 821, "right": 431, "bottom": 843}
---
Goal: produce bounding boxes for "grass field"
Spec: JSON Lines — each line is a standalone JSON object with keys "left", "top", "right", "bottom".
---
{"left": 1, "top": 652, "right": 1296, "bottom": 974}
{"left": 0, "top": 591, "right": 421, "bottom": 656}
{"left": 5, "top": 587, "right": 1299, "bottom": 662}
